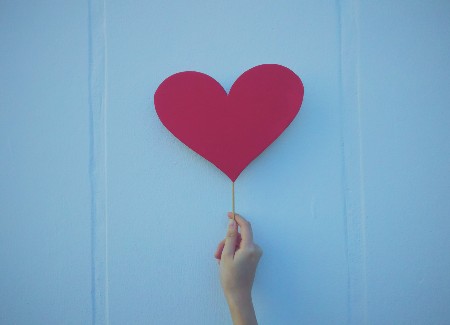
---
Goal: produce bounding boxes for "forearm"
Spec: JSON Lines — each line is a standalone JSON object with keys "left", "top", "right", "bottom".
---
{"left": 226, "top": 293, "right": 258, "bottom": 325}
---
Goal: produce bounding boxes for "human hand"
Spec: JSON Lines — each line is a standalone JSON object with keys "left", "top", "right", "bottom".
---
{"left": 214, "top": 213, "right": 262, "bottom": 325}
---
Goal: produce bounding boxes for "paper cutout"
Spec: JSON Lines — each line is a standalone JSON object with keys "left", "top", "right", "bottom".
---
{"left": 154, "top": 64, "right": 304, "bottom": 182}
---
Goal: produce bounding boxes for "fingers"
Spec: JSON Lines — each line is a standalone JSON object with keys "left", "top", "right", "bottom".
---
{"left": 227, "top": 212, "right": 253, "bottom": 246}
{"left": 215, "top": 234, "right": 241, "bottom": 260}
{"left": 216, "top": 213, "right": 251, "bottom": 262}
{"left": 214, "top": 239, "right": 225, "bottom": 260}
{"left": 221, "top": 219, "right": 238, "bottom": 259}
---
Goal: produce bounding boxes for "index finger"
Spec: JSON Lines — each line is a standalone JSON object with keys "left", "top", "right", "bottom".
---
{"left": 227, "top": 212, "right": 253, "bottom": 245}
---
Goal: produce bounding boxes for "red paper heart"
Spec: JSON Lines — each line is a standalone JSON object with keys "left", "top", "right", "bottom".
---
{"left": 154, "top": 64, "right": 304, "bottom": 182}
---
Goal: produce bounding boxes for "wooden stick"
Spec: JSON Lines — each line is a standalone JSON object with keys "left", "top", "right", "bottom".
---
{"left": 232, "top": 181, "right": 235, "bottom": 220}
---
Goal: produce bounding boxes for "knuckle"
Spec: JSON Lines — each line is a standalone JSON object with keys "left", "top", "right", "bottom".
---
{"left": 256, "top": 246, "right": 263, "bottom": 257}
{"left": 241, "top": 219, "right": 251, "bottom": 228}
{"left": 250, "top": 244, "right": 263, "bottom": 257}
{"left": 227, "top": 229, "right": 237, "bottom": 238}
{"left": 246, "top": 244, "right": 261, "bottom": 257}
{"left": 221, "top": 254, "right": 232, "bottom": 262}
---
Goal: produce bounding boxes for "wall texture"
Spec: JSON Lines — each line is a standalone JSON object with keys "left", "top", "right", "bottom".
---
{"left": 1, "top": 1, "right": 449, "bottom": 324}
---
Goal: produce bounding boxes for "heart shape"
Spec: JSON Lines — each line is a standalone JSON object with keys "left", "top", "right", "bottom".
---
{"left": 154, "top": 64, "right": 304, "bottom": 182}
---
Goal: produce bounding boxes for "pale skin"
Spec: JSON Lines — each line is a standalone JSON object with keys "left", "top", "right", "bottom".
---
{"left": 214, "top": 212, "right": 263, "bottom": 325}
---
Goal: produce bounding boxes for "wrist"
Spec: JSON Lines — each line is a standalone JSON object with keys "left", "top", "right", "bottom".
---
{"left": 225, "top": 291, "right": 252, "bottom": 307}
{"left": 225, "top": 293, "right": 257, "bottom": 325}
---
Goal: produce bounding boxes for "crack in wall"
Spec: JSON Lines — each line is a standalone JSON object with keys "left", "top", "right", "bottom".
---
{"left": 338, "top": 0, "right": 368, "bottom": 324}
{"left": 88, "top": 0, "right": 108, "bottom": 323}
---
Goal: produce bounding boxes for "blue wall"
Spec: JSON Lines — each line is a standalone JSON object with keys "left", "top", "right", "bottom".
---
{"left": 1, "top": 1, "right": 449, "bottom": 324}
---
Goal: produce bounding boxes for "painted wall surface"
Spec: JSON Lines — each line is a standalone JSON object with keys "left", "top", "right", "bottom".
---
{"left": 359, "top": 3, "right": 450, "bottom": 324}
{"left": 1, "top": 1, "right": 449, "bottom": 325}
{"left": 0, "top": 2, "right": 92, "bottom": 324}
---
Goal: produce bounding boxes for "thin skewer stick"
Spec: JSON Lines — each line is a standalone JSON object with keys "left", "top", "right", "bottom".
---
{"left": 232, "top": 181, "right": 235, "bottom": 221}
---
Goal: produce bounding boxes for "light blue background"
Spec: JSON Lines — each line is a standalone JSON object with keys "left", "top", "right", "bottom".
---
{"left": 1, "top": 1, "right": 449, "bottom": 324}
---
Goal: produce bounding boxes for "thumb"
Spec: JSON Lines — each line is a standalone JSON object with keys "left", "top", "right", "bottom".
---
{"left": 222, "top": 218, "right": 238, "bottom": 259}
